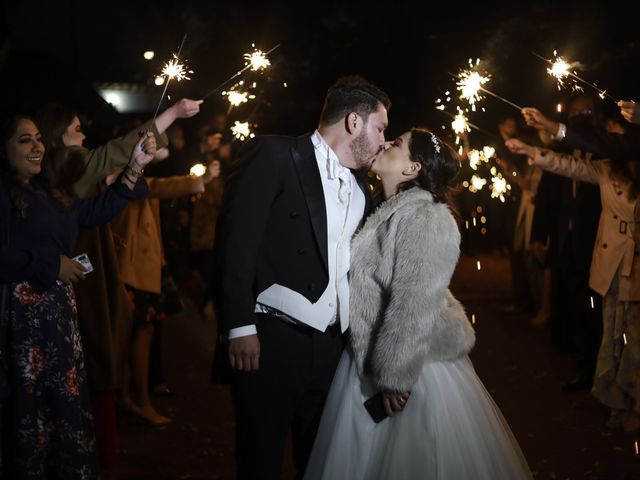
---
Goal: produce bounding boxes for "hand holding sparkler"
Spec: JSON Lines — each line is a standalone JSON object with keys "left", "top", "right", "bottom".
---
{"left": 505, "top": 138, "right": 537, "bottom": 158}
{"left": 131, "top": 132, "right": 157, "bottom": 169}
{"left": 154, "top": 98, "right": 203, "bottom": 135}
{"left": 521, "top": 107, "right": 561, "bottom": 136}
{"left": 201, "top": 159, "right": 222, "bottom": 184}
{"left": 618, "top": 100, "right": 640, "bottom": 125}
{"left": 121, "top": 133, "right": 156, "bottom": 190}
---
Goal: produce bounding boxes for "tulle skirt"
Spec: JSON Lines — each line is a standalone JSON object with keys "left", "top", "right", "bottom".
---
{"left": 304, "top": 351, "right": 532, "bottom": 480}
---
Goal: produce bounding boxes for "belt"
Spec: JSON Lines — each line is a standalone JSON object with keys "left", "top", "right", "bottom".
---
{"left": 256, "top": 309, "right": 340, "bottom": 334}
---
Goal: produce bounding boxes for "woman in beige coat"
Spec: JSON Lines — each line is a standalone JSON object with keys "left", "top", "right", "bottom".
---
{"left": 110, "top": 165, "right": 219, "bottom": 425}
{"left": 507, "top": 137, "right": 640, "bottom": 432}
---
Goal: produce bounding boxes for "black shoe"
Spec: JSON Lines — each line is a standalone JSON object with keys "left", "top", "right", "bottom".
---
{"left": 561, "top": 376, "right": 592, "bottom": 392}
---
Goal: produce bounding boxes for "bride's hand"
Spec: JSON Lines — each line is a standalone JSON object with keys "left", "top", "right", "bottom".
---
{"left": 382, "top": 390, "right": 410, "bottom": 416}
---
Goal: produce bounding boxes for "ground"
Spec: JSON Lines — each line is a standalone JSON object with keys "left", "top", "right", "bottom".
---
{"left": 112, "top": 253, "right": 640, "bottom": 480}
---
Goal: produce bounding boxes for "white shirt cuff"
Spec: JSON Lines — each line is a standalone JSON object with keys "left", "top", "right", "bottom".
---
{"left": 555, "top": 122, "right": 567, "bottom": 141}
{"left": 228, "top": 325, "right": 258, "bottom": 340}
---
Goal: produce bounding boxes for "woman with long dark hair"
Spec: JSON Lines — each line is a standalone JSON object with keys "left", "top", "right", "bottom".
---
{"left": 0, "top": 115, "right": 154, "bottom": 478}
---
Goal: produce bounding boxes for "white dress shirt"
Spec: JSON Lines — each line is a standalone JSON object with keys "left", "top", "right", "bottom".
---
{"left": 228, "top": 131, "right": 366, "bottom": 339}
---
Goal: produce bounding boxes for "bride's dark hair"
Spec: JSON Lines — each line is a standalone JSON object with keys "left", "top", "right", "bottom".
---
{"left": 398, "top": 128, "right": 461, "bottom": 204}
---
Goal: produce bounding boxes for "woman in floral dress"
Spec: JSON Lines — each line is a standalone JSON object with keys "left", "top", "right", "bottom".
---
{"left": 0, "top": 115, "right": 154, "bottom": 478}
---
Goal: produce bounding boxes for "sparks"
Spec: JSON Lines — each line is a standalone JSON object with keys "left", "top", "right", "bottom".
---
{"left": 547, "top": 55, "right": 571, "bottom": 90}
{"left": 476, "top": 261, "right": 481, "bottom": 271}
{"left": 231, "top": 121, "right": 255, "bottom": 141}
{"left": 452, "top": 112, "right": 471, "bottom": 135}
{"left": 623, "top": 333, "right": 628, "bottom": 345}
{"left": 490, "top": 175, "right": 509, "bottom": 202}
{"left": 244, "top": 44, "right": 271, "bottom": 71}
{"left": 161, "top": 54, "right": 193, "bottom": 82}
{"left": 635, "top": 441, "right": 639, "bottom": 455}
{"left": 471, "top": 314, "right": 476, "bottom": 325}
{"left": 190, "top": 163, "right": 207, "bottom": 177}
{"left": 590, "top": 296, "right": 595, "bottom": 309}
{"left": 483, "top": 146, "right": 495, "bottom": 159}
{"left": 457, "top": 69, "right": 490, "bottom": 110}
{"left": 469, "top": 175, "right": 487, "bottom": 192}
{"left": 469, "top": 150, "right": 482, "bottom": 170}
{"left": 223, "top": 89, "right": 255, "bottom": 107}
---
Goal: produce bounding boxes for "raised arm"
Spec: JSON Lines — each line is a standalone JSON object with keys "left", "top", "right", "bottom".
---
{"left": 73, "top": 98, "right": 201, "bottom": 197}
{"left": 505, "top": 138, "right": 600, "bottom": 185}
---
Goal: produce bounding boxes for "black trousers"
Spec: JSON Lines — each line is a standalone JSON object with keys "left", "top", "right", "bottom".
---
{"left": 551, "top": 233, "right": 602, "bottom": 376}
{"left": 230, "top": 313, "right": 344, "bottom": 480}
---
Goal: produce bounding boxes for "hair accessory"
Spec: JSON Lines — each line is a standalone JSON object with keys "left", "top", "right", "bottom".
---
{"left": 429, "top": 132, "right": 441, "bottom": 153}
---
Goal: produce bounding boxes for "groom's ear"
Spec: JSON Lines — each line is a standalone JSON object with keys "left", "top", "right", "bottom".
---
{"left": 345, "top": 112, "right": 359, "bottom": 135}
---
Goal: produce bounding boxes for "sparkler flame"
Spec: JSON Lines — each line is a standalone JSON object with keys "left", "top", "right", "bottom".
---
{"left": 452, "top": 113, "right": 470, "bottom": 135}
{"left": 457, "top": 68, "right": 490, "bottom": 110}
{"left": 190, "top": 163, "right": 207, "bottom": 177}
{"left": 469, "top": 150, "right": 481, "bottom": 171}
{"left": 469, "top": 175, "right": 487, "bottom": 192}
{"left": 223, "top": 89, "right": 256, "bottom": 107}
{"left": 482, "top": 146, "right": 496, "bottom": 159}
{"left": 244, "top": 46, "right": 271, "bottom": 71}
{"left": 490, "top": 175, "right": 510, "bottom": 202}
{"left": 161, "top": 54, "right": 193, "bottom": 82}
{"left": 231, "top": 121, "right": 255, "bottom": 141}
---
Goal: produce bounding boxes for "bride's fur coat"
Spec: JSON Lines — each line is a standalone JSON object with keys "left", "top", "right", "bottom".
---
{"left": 349, "top": 187, "right": 475, "bottom": 392}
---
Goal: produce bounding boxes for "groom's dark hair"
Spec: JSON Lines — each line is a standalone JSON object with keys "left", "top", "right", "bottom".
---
{"left": 319, "top": 76, "right": 390, "bottom": 126}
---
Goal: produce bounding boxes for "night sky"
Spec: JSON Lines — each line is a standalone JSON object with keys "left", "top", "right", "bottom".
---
{"left": 2, "top": 0, "right": 637, "bottom": 141}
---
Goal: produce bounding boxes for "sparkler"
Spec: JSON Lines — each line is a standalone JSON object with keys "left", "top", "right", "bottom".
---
{"left": 532, "top": 51, "right": 618, "bottom": 102}
{"left": 150, "top": 34, "right": 190, "bottom": 129}
{"left": 452, "top": 59, "right": 523, "bottom": 111}
{"left": 452, "top": 112, "right": 471, "bottom": 135}
{"left": 490, "top": 174, "right": 511, "bottom": 202}
{"left": 190, "top": 163, "right": 206, "bottom": 177}
{"left": 231, "top": 121, "right": 255, "bottom": 141}
{"left": 203, "top": 43, "right": 281, "bottom": 100}
{"left": 223, "top": 87, "right": 256, "bottom": 107}
{"left": 469, "top": 175, "right": 487, "bottom": 192}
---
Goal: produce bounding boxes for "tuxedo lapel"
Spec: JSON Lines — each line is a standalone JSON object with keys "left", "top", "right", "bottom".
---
{"left": 291, "top": 134, "right": 329, "bottom": 274}
{"left": 354, "top": 172, "right": 373, "bottom": 217}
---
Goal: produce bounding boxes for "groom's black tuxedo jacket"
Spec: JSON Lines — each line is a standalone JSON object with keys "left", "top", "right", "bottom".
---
{"left": 213, "top": 133, "right": 372, "bottom": 334}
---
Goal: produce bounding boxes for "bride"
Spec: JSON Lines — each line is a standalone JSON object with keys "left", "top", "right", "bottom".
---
{"left": 304, "top": 128, "right": 533, "bottom": 479}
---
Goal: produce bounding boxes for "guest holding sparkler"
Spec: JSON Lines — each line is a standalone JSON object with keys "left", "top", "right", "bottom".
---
{"left": 34, "top": 98, "right": 202, "bottom": 469}
{"left": 110, "top": 156, "right": 220, "bottom": 426}
{"left": 507, "top": 108, "right": 640, "bottom": 431}
{"left": 522, "top": 96, "right": 603, "bottom": 392}
{"left": 0, "top": 115, "right": 154, "bottom": 479}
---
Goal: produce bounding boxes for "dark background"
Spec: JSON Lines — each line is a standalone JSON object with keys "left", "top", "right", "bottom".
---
{"left": 1, "top": 0, "right": 638, "bottom": 141}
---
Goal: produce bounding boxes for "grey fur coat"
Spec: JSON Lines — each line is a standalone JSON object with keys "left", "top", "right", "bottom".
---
{"left": 349, "top": 187, "right": 475, "bottom": 392}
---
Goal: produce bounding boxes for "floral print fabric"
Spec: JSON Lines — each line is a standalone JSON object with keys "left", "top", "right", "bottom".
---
{"left": 2, "top": 281, "right": 99, "bottom": 479}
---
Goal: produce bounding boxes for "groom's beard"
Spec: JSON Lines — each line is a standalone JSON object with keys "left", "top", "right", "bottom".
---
{"left": 349, "top": 129, "right": 375, "bottom": 172}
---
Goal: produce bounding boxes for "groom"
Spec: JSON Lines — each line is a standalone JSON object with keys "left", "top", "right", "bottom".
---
{"left": 213, "top": 76, "right": 390, "bottom": 479}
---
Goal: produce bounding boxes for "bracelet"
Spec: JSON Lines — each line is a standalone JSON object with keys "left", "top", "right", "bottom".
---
{"left": 126, "top": 164, "right": 144, "bottom": 177}
{"left": 123, "top": 172, "right": 138, "bottom": 184}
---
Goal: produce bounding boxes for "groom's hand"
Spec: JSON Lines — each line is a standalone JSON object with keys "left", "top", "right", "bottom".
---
{"left": 229, "top": 334, "right": 260, "bottom": 371}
